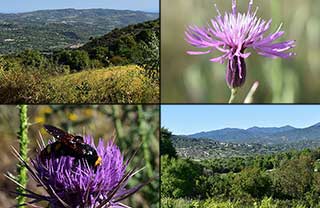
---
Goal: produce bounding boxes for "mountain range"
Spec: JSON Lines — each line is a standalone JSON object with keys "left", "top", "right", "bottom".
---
{"left": 185, "top": 122, "right": 320, "bottom": 144}
{"left": 0, "top": 8, "right": 158, "bottom": 54}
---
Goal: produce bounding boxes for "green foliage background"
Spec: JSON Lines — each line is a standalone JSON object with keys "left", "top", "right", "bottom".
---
{"left": 161, "top": 0, "right": 320, "bottom": 103}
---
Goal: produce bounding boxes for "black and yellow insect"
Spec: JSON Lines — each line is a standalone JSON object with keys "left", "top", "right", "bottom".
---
{"left": 40, "top": 124, "right": 102, "bottom": 168}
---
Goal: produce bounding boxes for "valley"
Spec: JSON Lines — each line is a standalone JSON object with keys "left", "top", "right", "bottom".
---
{"left": 0, "top": 8, "right": 158, "bottom": 54}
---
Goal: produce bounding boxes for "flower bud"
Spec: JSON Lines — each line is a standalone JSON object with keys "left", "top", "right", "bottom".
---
{"left": 226, "top": 56, "right": 246, "bottom": 88}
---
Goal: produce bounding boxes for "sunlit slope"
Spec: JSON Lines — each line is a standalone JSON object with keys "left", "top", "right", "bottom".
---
{"left": 0, "top": 65, "right": 158, "bottom": 103}
{"left": 47, "top": 65, "right": 158, "bottom": 103}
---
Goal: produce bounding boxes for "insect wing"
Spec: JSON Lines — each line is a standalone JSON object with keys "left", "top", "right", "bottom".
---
{"left": 44, "top": 124, "right": 74, "bottom": 143}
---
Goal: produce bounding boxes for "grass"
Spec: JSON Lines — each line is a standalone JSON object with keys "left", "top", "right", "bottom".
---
{"left": 0, "top": 65, "right": 159, "bottom": 103}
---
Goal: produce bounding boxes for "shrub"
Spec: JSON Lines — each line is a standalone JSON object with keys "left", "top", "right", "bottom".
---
{"left": 161, "top": 155, "right": 202, "bottom": 198}
{"left": 19, "top": 49, "right": 47, "bottom": 68}
{"left": 0, "top": 69, "right": 48, "bottom": 103}
{"left": 109, "top": 55, "right": 127, "bottom": 65}
{"left": 0, "top": 65, "right": 158, "bottom": 103}
{"left": 54, "top": 50, "right": 90, "bottom": 71}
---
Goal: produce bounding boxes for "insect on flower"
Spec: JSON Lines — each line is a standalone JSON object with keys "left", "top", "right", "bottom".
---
{"left": 185, "top": 0, "right": 295, "bottom": 89}
{"left": 42, "top": 124, "right": 102, "bottom": 168}
{"left": 7, "top": 125, "right": 153, "bottom": 208}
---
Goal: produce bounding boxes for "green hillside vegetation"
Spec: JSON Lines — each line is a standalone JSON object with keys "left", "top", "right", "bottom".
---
{"left": 81, "top": 19, "right": 159, "bottom": 70}
{"left": 0, "top": 65, "right": 158, "bottom": 103}
{"left": 0, "top": 19, "right": 159, "bottom": 103}
{"left": 161, "top": 129, "right": 320, "bottom": 208}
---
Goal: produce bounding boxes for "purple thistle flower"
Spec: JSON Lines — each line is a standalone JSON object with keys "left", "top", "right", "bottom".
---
{"left": 8, "top": 136, "right": 151, "bottom": 208}
{"left": 185, "top": 0, "right": 295, "bottom": 88}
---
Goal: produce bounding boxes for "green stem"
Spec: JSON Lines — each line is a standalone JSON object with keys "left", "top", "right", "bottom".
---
{"left": 16, "top": 105, "right": 29, "bottom": 207}
{"left": 111, "top": 105, "right": 124, "bottom": 141}
{"left": 137, "top": 105, "right": 153, "bottom": 178}
{"left": 228, "top": 88, "right": 238, "bottom": 104}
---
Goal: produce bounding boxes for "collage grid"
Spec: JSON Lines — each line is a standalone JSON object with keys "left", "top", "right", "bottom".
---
{"left": 0, "top": 0, "right": 320, "bottom": 208}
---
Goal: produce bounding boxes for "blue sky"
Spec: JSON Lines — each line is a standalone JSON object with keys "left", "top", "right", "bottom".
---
{"left": 161, "top": 105, "right": 320, "bottom": 135}
{"left": 0, "top": 0, "right": 159, "bottom": 13}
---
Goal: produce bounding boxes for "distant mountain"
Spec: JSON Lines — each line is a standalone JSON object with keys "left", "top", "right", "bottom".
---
{"left": 186, "top": 123, "right": 320, "bottom": 144}
{"left": 0, "top": 8, "right": 159, "bottom": 54}
{"left": 188, "top": 128, "right": 253, "bottom": 142}
{"left": 246, "top": 125, "right": 295, "bottom": 135}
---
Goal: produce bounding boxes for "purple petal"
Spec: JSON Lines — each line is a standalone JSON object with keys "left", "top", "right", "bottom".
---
{"left": 187, "top": 50, "right": 212, "bottom": 55}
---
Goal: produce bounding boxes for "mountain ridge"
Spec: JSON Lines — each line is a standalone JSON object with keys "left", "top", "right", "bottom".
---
{"left": 184, "top": 123, "right": 320, "bottom": 144}
{"left": 0, "top": 8, "right": 159, "bottom": 15}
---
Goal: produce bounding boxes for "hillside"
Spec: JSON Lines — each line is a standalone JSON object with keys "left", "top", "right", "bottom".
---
{"left": 0, "top": 65, "right": 159, "bottom": 103}
{"left": 80, "top": 19, "right": 159, "bottom": 69}
{"left": 0, "top": 8, "right": 159, "bottom": 54}
{"left": 81, "top": 18, "right": 159, "bottom": 51}
{"left": 0, "top": 16, "right": 160, "bottom": 103}
{"left": 1, "top": 18, "right": 160, "bottom": 73}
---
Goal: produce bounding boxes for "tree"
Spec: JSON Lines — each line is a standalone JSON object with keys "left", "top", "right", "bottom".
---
{"left": 195, "top": 174, "right": 232, "bottom": 199}
{"left": 273, "top": 156, "right": 313, "bottom": 199}
{"left": 160, "top": 128, "right": 177, "bottom": 158}
{"left": 134, "top": 31, "right": 160, "bottom": 72}
{"left": 232, "top": 167, "right": 272, "bottom": 199}
{"left": 54, "top": 50, "right": 90, "bottom": 71}
{"left": 89, "top": 46, "right": 109, "bottom": 65}
{"left": 19, "top": 49, "right": 46, "bottom": 68}
{"left": 69, "top": 50, "right": 90, "bottom": 71}
{"left": 161, "top": 155, "right": 202, "bottom": 198}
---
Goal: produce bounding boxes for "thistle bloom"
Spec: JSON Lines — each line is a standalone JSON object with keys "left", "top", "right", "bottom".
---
{"left": 10, "top": 136, "right": 149, "bottom": 208}
{"left": 185, "top": 0, "right": 295, "bottom": 88}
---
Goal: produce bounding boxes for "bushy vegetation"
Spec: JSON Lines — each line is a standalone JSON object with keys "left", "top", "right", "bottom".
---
{"left": 82, "top": 19, "right": 160, "bottom": 73}
{"left": 161, "top": 129, "right": 320, "bottom": 208}
{"left": 0, "top": 65, "right": 159, "bottom": 103}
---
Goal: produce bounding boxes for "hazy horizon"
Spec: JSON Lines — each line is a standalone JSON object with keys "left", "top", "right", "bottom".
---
{"left": 0, "top": 7, "right": 159, "bottom": 14}
{"left": 162, "top": 105, "right": 320, "bottom": 135}
{"left": 0, "top": 0, "right": 159, "bottom": 14}
{"left": 175, "top": 123, "right": 316, "bottom": 136}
